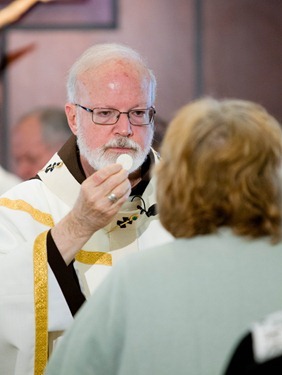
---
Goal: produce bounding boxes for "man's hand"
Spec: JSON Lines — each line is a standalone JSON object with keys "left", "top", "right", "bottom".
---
{"left": 51, "top": 164, "right": 131, "bottom": 265}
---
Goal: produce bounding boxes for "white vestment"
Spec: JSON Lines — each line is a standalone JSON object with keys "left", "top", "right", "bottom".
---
{"left": 0, "top": 141, "right": 172, "bottom": 375}
{"left": 0, "top": 165, "right": 22, "bottom": 195}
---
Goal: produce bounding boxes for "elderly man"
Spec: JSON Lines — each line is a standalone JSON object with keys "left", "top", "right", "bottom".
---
{"left": 0, "top": 43, "right": 172, "bottom": 375}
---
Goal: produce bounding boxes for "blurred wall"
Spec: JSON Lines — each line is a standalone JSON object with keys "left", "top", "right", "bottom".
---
{"left": 204, "top": 0, "right": 282, "bottom": 123}
{"left": 0, "top": 0, "right": 281, "bottom": 167}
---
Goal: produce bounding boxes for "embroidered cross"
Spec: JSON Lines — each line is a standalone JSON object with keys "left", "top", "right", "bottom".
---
{"left": 117, "top": 215, "right": 139, "bottom": 229}
{"left": 44, "top": 162, "right": 63, "bottom": 173}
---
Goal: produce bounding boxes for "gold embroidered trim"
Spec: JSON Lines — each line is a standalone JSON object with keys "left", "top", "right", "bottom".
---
{"left": 0, "top": 198, "right": 54, "bottom": 227}
{"left": 33, "top": 231, "right": 48, "bottom": 375}
{"left": 75, "top": 250, "right": 112, "bottom": 266}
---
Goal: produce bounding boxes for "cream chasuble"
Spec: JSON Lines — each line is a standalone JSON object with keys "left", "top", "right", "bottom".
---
{"left": 0, "top": 148, "right": 172, "bottom": 375}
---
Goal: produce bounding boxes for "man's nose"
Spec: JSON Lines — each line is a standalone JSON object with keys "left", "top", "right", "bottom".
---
{"left": 114, "top": 113, "right": 133, "bottom": 136}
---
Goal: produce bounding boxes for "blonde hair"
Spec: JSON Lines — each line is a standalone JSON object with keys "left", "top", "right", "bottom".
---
{"left": 156, "top": 98, "right": 282, "bottom": 242}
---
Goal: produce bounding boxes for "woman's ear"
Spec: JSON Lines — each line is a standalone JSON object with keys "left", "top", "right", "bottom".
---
{"left": 65, "top": 103, "right": 78, "bottom": 135}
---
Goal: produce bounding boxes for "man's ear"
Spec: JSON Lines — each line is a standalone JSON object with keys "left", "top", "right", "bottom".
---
{"left": 65, "top": 103, "right": 78, "bottom": 135}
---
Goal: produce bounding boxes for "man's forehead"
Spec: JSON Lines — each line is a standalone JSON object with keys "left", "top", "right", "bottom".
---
{"left": 77, "top": 65, "right": 151, "bottom": 101}
{"left": 80, "top": 58, "right": 149, "bottom": 82}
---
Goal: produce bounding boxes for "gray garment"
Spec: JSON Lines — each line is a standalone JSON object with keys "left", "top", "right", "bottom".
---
{"left": 46, "top": 229, "right": 282, "bottom": 375}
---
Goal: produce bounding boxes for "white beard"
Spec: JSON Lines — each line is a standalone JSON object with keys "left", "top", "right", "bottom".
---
{"left": 76, "top": 125, "right": 154, "bottom": 173}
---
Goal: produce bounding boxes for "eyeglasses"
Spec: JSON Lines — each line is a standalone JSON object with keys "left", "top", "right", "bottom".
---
{"left": 75, "top": 104, "right": 156, "bottom": 126}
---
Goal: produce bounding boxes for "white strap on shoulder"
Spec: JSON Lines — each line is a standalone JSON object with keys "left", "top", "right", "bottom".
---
{"left": 38, "top": 153, "right": 80, "bottom": 208}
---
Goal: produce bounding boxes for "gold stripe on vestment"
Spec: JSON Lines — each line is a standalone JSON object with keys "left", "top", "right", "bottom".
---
{"left": 0, "top": 199, "right": 53, "bottom": 373}
{"left": 0, "top": 197, "right": 113, "bottom": 369}
{"left": 75, "top": 250, "right": 112, "bottom": 266}
{"left": 0, "top": 198, "right": 54, "bottom": 226}
{"left": 33, "top": 231, "right": 49, "bottom": 375}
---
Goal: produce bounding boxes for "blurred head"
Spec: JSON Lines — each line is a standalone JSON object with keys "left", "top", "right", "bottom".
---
{"left": 156, "top": 97, "right": 282, "bottom": 242}
{"left": 12, "top": 107, "right": 71, "bottom": 180}
{"left": 65, "top": 43, "right": 156, "bottom": 176}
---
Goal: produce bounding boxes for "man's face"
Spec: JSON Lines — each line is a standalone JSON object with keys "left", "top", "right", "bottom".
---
{"left": 11, "top": 115, "right": 57, "bottom": 180}
{"left": 65, "top": 60, "right": 154, "bottom": 175}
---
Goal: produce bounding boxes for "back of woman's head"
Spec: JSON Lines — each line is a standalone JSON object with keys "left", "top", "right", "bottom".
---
{"left": 156, "top": 97, "right": 282, "bottom": 242}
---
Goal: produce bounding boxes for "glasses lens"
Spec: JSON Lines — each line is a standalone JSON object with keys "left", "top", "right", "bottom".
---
{"left": 93, "top": 108, "right": 119, "bottom": 125}
{"left": 129, "top": 108, "right": 154, "bottom": 125}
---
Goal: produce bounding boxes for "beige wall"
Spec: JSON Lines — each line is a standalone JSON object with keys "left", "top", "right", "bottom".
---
{"left": 204, "top": 0, "right": 282, "bottom": 122}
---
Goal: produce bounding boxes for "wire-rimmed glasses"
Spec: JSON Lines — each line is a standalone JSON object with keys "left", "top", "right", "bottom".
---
{"left": 75, "top": 104, "right": 155, "bottom": 126}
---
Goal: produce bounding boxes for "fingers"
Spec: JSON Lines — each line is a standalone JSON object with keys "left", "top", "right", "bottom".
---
{"left": 52, "top": 170, "right": 131, "bottom": 264}
{"left": 90, "top": 164, "right": 126, "bottom": 187}
{"left": 83, "top": 164, "right": 130, "bottom": 200}
{"left": 69, "top": 163, "right": 132, "bottom": 240}
{"left": 106, "top": 182, "right": 131, "bottom": 206}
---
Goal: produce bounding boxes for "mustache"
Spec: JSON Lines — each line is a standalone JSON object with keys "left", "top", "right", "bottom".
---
{"left": 104, "top": 137, "right": 140, "bottom": 151}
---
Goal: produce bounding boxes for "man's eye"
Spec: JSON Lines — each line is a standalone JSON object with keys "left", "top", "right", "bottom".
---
{"left": 97, "top": 110, "right": 114, "bottom": 117}
{"left": 98, "top": 111, "right": 113, "bottom": 116}
{"left": 131, "top": 110, "right": 146, "bottom": 117}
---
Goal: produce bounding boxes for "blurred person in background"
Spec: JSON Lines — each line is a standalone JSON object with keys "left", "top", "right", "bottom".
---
{"left": 11, "top": 106, "right": 71, "bottom": 180}
{"left": 46, "top": 97, "right": 282, "bottom": 375}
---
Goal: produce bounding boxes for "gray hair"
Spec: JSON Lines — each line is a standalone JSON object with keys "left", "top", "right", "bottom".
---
{"left": 66, "top": 43, "right": 157, "bottom": 104}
